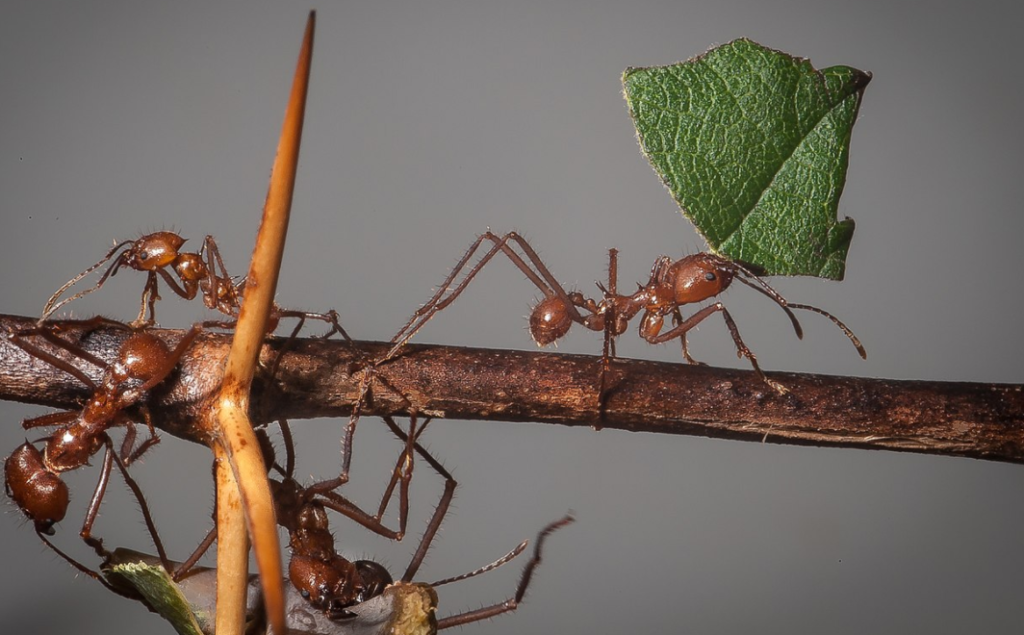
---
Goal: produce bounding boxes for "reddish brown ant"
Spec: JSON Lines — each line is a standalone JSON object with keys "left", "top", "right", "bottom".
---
{"left": 40, "top": 231, "right": 351, "bottom": 339}
{"left": 381, "top": 231, "right": 865, "bottom": 393}
{"left": 259, "top": 415, "right": 456, "bottom": 618}
{"left": 328, "top": 232, "right": 865, "bottom": 489}
{"left": 263, "top": 416, "right": 571, "bottom": 626}
{"left": 4, "top": 317, "right": 202, "bottom": 579}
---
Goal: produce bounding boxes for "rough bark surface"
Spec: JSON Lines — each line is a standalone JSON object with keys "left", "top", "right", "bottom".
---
{"left": 2, "top": 313, "right": 1022, "bottom": 463}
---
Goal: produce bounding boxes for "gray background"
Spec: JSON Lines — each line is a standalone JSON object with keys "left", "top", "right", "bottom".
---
{"left": 2, "top": 1, "right": 1023, "bottom": 634}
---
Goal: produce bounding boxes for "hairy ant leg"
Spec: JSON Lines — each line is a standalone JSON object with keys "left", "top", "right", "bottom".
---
{"left": 338, "top": 231, "right": 586, "bottom": 491}
{"left": 35, "top": 528, "right": 148, "bottom": 602}
{"left": 375, "top": 416, "right": 457, "bottom": 583}
{"left": 641, "top": 300, "right": 788, "bottom": 393}
{"left": 432, "top": 514, "right": 575, "bottom": 629}
{"left": 385, "top": 231, "right": 584, "bottom": 361}
{"left": 270, "top": 308, "right": 352, "bottom": 342}
{"left": 77, "top": 437, "right": 170, "bottom": 566}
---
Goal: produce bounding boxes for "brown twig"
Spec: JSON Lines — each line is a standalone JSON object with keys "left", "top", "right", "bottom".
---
{"left": 2, "top": 313, "right": 1022, "bottom": 464}
{"left": 209, "top": 12, "right": 316, "bottom": 635}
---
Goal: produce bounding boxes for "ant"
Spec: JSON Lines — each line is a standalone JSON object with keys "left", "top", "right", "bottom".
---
{"left": 40, "top": 231, "right": 350, "bottom": 339}
{"left": 262, "top": 415, "right": 572, "bottom": 626}
{"left": 381, "top": 231, "right": 865, "bottom": 393}
{"left": 260, "top": 415, "right": 457, "bottom": 615}
{"left": 328, "top": 231, "right": 865, "bottom": 490}
{"left": 4, "top": 317, "right": 202, "bottom": 582}
{"left": 256, "top": 415, "right": 454, "bottom": 617}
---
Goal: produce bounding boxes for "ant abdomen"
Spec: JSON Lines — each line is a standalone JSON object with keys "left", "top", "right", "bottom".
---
{"left": 4, "top": 442, "right": 70, "bottom": 535}
{"left": 116, "top": 332, "right": 173, "bottom": 383}
{"left": 529, "top": 295, "right": 573, "bottom": 346}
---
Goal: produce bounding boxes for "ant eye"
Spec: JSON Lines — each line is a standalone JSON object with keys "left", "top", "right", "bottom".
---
{"left": 300, "top": 590, "right": 310, "bottom": 599}
{"left": 705, "top": 272, "right": 716, "bottom": 282}
{"left": 138, "top": 251, "right": 149, "bottom": 261}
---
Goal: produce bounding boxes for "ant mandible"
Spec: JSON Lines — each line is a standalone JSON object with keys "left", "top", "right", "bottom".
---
{"left": 380, "top": 231, "right": 865, "bottom": 393}
{"left": 4, "top": 317, "right": 202, "bottom": 577}
{"left": 40, "top": 231, "right": 351, "bottom": 339}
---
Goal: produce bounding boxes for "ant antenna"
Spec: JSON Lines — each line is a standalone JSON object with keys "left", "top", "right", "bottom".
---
{"left": 729, "top": 262, "right": 805, "bottom": 339}
{"left": 41, "top": 240, "right": 133, "bottom": 321}
{"left": 430, "top": 540, "right": 530, "bottom": 587}
{"left": 733, "top": 263, "right": 866, "bottom": 358}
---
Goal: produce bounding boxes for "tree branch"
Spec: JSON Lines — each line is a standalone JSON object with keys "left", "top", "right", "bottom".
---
{"left": 2, "top": 313, "right": 1022, "bottom": 464}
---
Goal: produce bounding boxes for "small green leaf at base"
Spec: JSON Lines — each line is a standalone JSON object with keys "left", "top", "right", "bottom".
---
{"left": 623, "top": 39, "right": 870, "bottom": 279}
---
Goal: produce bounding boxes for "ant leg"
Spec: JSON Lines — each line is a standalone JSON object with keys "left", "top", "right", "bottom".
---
{"left": 155, "top": 266, "right": 198, "bottom": 301}
{"left": 374, "top": 415, "right": 426, "bottom": 539}
{"left": 434, "top": 515, "right": 574, "bottom": 629}
{"left": 171, "top": 459, "right": 221, "bottom": 580}
{"left": 131, "top": 271, "right": 161, "bottom": 328}
{"left": 385, "top": 231, "right": 586, "bottom": 362}
{"left": 80, "top": 438, "right": 172, "bottom": 573}
{"left": 121, "top": 413, "right": 162, "bottom": 466}
{"left": 671, "top": 307, "right": 705, "bottom": 366}
{"left": 171, "top": 526, "right": 217, "bottom": 581}
{"left": 273, "top": 308, "right": 353, "bottom": 341}
{"left": 200, "top": 235, "right": 242, "bottom": 316}
{"left": 376, "top": 416, "right": 457, "bottom": 582}
{"left": 646, "top": 303, "right": 788, "bottom": 394}
{"left": 309, "top": 418, "right": 427, "bottom": 542}
{"left": 10, "top": 317, "right": 131, "bottom": 388}
{"left": 35, "top": 531, "right": 145, "bottom": 601}
{"left": 41, "top": 240, "right": 133, "bottom": 321}
{"left": 594, "top": 248, "right": 620, "bottom": 416}
{"left": 23, "top": 410, "right": 78, "bottom": 431}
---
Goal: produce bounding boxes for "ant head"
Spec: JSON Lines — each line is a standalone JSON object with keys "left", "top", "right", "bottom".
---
{"left": 667, "top": 253, "right": 736, "bottom": 305}
{"left": 529, "top": 295, "right": 573, "bottom": 346}
{"left": 354, "top": 560, "right": 392, "bottom": 603}
{"left": 123, "top": 231, "right": 186, "bottom": 272}
{"left": 291, "top": 554, "right": 364, "bottom": 615}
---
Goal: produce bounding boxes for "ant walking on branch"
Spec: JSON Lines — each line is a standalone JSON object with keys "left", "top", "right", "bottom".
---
{"left": 331, "top": 230, "right": 865, "bottom": 489}
{"left": 40, "top": 231, "right": 350, "bottom": 339}
{"left": 387, "top": 231, "right": 864, "bottom": 392}
{"left": 4, "top": 317, "right": 203, "bottom": 589}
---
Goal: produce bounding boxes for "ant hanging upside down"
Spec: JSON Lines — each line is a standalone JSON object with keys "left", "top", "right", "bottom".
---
{"left": 4, "top": 317, "right": 203, "bottom": 593}
{"left": 40, "top": 231, "right": 350, "bottom": 339}
{"left": 262, "top": 415, "right": 573, "bottom": 626}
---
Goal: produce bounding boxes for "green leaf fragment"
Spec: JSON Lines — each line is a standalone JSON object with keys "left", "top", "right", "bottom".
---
{"left": 623, "top": 39, "right": 870, "bottom": 279}
{"left": 104, "top": 556, "right": 206, "bottom": 635}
